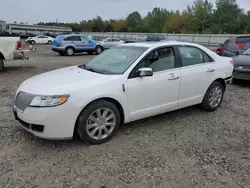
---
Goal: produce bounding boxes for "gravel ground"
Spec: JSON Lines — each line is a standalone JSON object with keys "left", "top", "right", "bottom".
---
{"left": 0, "top": 44, "right": 250, "bottom": 188}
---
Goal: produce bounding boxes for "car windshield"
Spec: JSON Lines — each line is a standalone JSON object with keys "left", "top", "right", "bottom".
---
{"left": 243, "top": 48, "right": 250, "bottom": 55}
{"left": 82, "top": 46, "right": 147, "bottom": 74}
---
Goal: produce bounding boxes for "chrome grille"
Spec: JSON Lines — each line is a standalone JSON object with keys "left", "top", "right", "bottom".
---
{"left": 15, "top": 92, "right": 34, "bottom": 112}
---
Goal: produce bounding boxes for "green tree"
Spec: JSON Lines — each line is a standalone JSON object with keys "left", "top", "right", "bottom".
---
{"left": 126, "top": 11, "right": 142, "bottom": 32}
{"left": 165, "top": 11, "right": 185, "bottom": 33}
{"left": 212, "top": 0, "right": 243, "bottom": 33}
{"left": 191, "top": 0, "right": 213, "bottom": 33}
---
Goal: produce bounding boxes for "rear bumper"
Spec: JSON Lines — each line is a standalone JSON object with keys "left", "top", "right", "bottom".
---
{"left": 233, "top": 69, "right": 250, "bottom": 80}
{"left": 14, "top": 51, "right": 26, "bottom": 60}
{"left": 224, "top": 76, "right": 233, "bottom": 85}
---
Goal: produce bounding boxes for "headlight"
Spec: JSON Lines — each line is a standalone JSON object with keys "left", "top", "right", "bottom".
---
{"left": 29, "top": 95, "right": 69, "bottom": 107}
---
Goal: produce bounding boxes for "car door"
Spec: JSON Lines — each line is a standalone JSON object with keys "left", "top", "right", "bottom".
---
{"left": 112, "top": 38, "right": 123, "bottom": 48}
{"left": 68, "top": 36, "right": 82, "bottom": 51}
{"left": 36, "top": 36, "right": 43, "bottom": 44}
{"left": 177, "top": 46, "right": 217, "bottom": 108}
{"left": 80, "top": 36, "right": 94, "bottom": 51}
{"left": 127, "top": 46, "right": 181, "bottom": 121}
{"left": 42, "top": 36, "right": 49, "bottom": 43}
{"left": 104, "top": 38, "right": 113, "bottom": 48}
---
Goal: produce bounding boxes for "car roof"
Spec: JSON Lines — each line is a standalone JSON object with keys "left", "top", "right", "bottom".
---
{"left": 120, "top": 41, "right": 201, "bottom": 48}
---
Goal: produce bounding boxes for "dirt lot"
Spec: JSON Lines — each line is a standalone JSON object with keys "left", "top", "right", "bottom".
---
{"left": 0, "top": 44, "right": 250, "bottom": 188}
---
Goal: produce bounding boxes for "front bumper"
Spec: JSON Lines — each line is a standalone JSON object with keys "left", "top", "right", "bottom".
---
{"left": 52, "top": 47, "right": 65, "bottom": 53}
{"left": 12, "top": 103, "right": 77, "bottom": 140}
{"left": 233, "top": 68, "right": 250, "bottom": 80}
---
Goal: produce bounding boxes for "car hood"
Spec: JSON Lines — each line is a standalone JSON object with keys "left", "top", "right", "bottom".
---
{"left": 233, "top": 55, "right": 250, "bottom": 66}
{"left": 17, "top": 66, "right": 112, "bottom": 95}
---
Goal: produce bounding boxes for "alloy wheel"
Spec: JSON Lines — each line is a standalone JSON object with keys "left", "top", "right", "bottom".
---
{"left": 208, "top": 86, "right": 223, "bottom": 108}
{"left": 86, "top": 108, "right": 116, "bottom": 140}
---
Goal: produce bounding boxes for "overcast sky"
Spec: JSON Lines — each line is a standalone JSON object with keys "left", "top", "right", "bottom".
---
{"left": 1, "top": 0, "right": 249, "bottom": 24}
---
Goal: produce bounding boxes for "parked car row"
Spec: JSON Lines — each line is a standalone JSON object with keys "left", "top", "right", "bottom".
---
{"left": 216, "top": 35, "right": 250, "bottom": 55}
{"left": 49, "top": 34, "right": 168, "bottom": 56}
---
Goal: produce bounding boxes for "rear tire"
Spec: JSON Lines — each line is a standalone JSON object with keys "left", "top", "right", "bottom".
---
{"left": 95, "top": 46, "right": 104, "bottom": 55}
{"left": 201, "top": 81, "right": 225, "bottom": 111}
{"left": 48, "top": 40, "right": 52, "bottom": 44}
{"left": 65, "top": 47, "right": 75, "bottom": 56}
{"left": 76, "top": 100, "right": 121, "bottom": 144}
{"left": 30, "top": 40, "right": 35, "bottom": 44}
{"left": 0, "top": 58, "right": 4, "bottom": 72}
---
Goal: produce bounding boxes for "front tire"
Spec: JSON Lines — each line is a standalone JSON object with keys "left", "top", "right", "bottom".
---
{"left": 0, "top": 58, "right": 4, "bottom": 72}
{"left": 201, "top": 81, "right": 225, "bottom": 111}
{"left": 48, "top": 40, "right": 52, "bottom": 44}
{"left": 30, "top": 40, "right": 35, "bottom": 44}
{"left": 76, "top": 100, "right": 121, "bottom": 144}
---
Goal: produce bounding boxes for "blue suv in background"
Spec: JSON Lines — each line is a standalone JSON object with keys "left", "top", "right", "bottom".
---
{"left": 52, "top": 34, "right": 104, "bottom": 56}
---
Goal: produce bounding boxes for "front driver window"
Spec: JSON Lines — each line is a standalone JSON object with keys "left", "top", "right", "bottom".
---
{"left": 136, "top": 47, "right": 175, "bottom": 72}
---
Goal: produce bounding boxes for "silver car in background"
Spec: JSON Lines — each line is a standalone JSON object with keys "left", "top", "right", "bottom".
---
{"left": 100, "top": 37, "right": 125, "bottom": 49}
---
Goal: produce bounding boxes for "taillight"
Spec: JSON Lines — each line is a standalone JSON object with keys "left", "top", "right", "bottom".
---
{"left": 16, "top": 41, "right": 22, "bottom": 50}
{"left": 230, "top": 60, "right": 235, "bottom": 67}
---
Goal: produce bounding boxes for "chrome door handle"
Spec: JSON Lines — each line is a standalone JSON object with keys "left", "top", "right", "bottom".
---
{"left": 207, "top": 68, "right": 215, "bottom": 72}
{"left": 168, "top": 76, "right": 179, "bottom": 80}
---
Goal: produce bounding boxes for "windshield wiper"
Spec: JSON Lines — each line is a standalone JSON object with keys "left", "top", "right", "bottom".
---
{"left": 78, "top": 64, "right": 98, "bottom": 73}
{"left": 77, "top": 64, "right": 86, "bottom": 69}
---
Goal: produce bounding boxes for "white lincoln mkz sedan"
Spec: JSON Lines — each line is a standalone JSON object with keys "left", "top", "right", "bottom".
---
{"left": 13, "top": 41, "right": 234, "bottom": 144}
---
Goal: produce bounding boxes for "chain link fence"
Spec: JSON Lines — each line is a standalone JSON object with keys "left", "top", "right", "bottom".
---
{"left": 81, "top": 32, "right": 242, "bottom": 50}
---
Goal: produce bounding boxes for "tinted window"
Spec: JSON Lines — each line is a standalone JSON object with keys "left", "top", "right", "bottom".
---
{"left": 179, "top": 46, "right": 211, "bottom": 67}
{"left": 80, "top": 36, "right": 88, "bottom": 42}
{"left": 134, "top": 47, "right": 175, "bottom": 73}
{"left": 236, "top": 37, "right": 250, "bottom": 43}
{"left": 146, "top": 35, "right": 158, "bottom": 41}
{"left": 158, "top": 36, "right": 166, "bottom": 40}
{"left": 106, "top": 38, "right": 112, "bottom": 42}
{"left": 112, "top": 39, "right": 120, "bottom": 42}
{"left": 64, "top": 36, "right": 81, "bottom": 41}
{"left": 224, "top": 42, "right": 239, "bottom": 52}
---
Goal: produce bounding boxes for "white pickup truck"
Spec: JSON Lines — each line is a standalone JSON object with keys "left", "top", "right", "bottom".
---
{"left": 0, "top": 36, "right": 27, "bottom": 71}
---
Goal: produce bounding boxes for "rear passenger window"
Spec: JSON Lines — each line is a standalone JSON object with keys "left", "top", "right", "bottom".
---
{"left": 64, "top": 36, "right": 81, "bottom": 41}
{"left": 80, "top": 36, "right": 88, "bottom": 42}
{"left": 179, "top": 46, "right": 212, "bottom": 67}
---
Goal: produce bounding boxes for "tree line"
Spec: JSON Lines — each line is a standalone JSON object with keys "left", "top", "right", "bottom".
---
{"left": 37, "top": 0, "right": 250, "bottom": 34}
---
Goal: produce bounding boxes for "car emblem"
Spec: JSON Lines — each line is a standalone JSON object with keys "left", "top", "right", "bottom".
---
{"left": 238, "top": 66, "right": 243, "bottom": 69}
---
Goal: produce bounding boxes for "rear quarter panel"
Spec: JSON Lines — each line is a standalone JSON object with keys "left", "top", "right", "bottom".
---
{"left": 214, "top": 56, "right": 234, "bottom": 80}
{"left": 0, "top": 37, "right": 19, "bottom": 61}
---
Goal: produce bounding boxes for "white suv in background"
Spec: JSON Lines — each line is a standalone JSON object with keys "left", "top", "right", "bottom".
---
{"left": 13, "top": 41, "right": 234, "bottom": 144}
{"left": 26, "top": 35, "right": 54, "bottom": 44}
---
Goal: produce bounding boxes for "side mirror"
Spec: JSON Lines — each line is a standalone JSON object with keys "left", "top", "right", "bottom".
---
{"left": 138, "top": 67, "right": 153, "bottom": 77}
